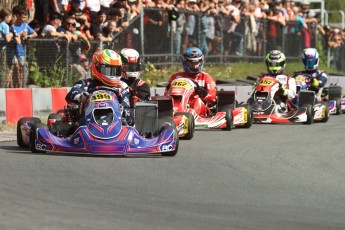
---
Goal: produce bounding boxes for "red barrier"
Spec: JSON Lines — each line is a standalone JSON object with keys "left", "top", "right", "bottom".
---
{"left": 6, "top": 89, "right": 33, "bottom": 125}
{"left": 51, "top": 88, "right": 68, "bottom": 113}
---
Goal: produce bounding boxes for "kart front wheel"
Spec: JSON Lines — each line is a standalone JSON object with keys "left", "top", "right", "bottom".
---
{"left": 175, "top": 112, "right": 195, "bottom": 140}
{"left": 17, "top": 117, "right": 41, "bottom": 148}
{"left": 321, "top": 101, "right": 330, "bottom": 123}
{"left": 30, "top": 123, "right": 48, "bottom": 153}
{"left": 160, "top": 125, "right": 179, "bottom": 157}
{"left": 219, "top": 105, "right": 233, "bottom": 131}
{"left": 302, "top": 104, "right": 313, "bottom": 125}
{"left": 241, "top": 104, "right": 253, "bottom": 128}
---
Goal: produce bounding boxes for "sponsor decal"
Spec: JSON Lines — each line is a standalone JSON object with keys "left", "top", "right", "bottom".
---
{"left": 160, "top": 143, "right": 174, "bottom": 152}
{"left": 36, "top": 142, "right": 47, "bottom": 151}
{"left": 182, "top": 115, "right": 189, "bottom": 134}
{"left": 74, "top": 137, "right": 80, "bottom": 144}
{"left": 134, "top": 138, "right": 139, "bottom": 145}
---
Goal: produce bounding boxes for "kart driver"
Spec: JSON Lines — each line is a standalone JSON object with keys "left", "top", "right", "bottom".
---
{"left": 292, "top": 48, "right": 329, "bottom": 101}
{"left": 165, "top": 47, "right": 217, "bottom": 116}
{"left": 119, "top": 48, "right": 151, "bottom": 106}
{"left": 65, "top": 49, "right": 132, "bottom": 125}
{"left": 257, "top": 50, "right": 297, "bottom": 111}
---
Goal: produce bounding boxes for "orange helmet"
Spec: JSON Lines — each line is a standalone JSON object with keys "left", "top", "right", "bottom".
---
{"left": 90, "top": 49, "right": 122, "bottom": 86}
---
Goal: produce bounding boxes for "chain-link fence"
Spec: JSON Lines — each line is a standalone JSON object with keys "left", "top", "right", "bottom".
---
{"left": 0, "top": 8, "right": 340, "bottom": 88}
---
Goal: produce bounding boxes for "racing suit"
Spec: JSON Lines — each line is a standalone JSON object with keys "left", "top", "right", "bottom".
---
{"left": 165, "top": 71, "right": 217, "bottom": 116}
{"left": 65, "top": 78, "right": 132, "bottom": 125}
{"left": 120, "top": 77, "right": 151, "bottom": 106}
{"left": 257, "top": 73, "right": 297, "bottom": 110}
{"left": 292, "top": 70, "right": 329, "bottom": 101}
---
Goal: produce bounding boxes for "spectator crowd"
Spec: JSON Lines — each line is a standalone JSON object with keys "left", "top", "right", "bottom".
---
{"left": 0, "top": 0, "right": 344, "bottom": 88}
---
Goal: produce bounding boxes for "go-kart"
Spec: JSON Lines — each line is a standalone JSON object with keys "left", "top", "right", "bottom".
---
{"left": 294, "top": 74, "right": 330, "bottom": 122}
{"left": 248, "top": 75, "right": 314, "bottom": 124}
{"left": 17, "top": 86, "right": 179, "bottom": 156}
{"left": 160, "top": 78, "right": 252, "bottom": 139}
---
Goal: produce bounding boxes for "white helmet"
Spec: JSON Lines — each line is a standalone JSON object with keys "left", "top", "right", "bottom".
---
{"left": 302, "top": 48, "right": 319, "bottom": 71}
{"left": 119, "top": 48, "right": 141, "bottom": 80}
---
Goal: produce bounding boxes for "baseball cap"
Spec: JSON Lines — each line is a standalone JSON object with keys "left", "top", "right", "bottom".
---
{"left": 188, "top": 0, "right": 197, "bottom": 3}
{"left": 301, "top": 0, "right": 310, "bottom": 5}
{"left": 70, "top": 0, "right": 83, "bottom": 3}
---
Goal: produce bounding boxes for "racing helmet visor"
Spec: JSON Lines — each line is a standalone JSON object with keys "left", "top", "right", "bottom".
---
{"left": 304, "top": 58, "right": 318, "bottom": 69}
{"left": 185, "top": 58, "right": 203, "bottom": 69}
{"left": 97, "top": 64, "right": 122, "bottom": 78}
{"left": 123, "top": 63, "right": 140, "bottom": 72}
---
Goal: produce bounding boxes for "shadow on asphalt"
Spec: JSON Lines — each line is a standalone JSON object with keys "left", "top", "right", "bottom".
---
{"left": 0, "top": 144, "right": 168, "bottom": 159}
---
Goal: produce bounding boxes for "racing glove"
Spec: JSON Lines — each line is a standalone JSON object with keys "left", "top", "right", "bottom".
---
{"left": 311, "top": 78, "right": 319, "bottom": 88}
{"left": 279, "top": 85, "right": 287, "bottom": 96}
{"left": 75, "top": 92, "right": 89, "bottom": 103}
{"left": 195, "top": 86, "right": 208, "bottom": 98}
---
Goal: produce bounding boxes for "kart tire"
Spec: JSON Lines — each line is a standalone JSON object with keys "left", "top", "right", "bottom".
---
{"left": 17, "top": 117, "right": 41, "bottom": 148}
{"left": 160, "top": 122, "right": 179, "bottom": 157}
{"left": 174, "top": 112, "right": 195, "bottom": 140}
{"left": 334, "top": 98, "right": 341, "bottom": 115}
{"left": 321, "top": 101, "right": 330, "bottom": 123}
{"left": 30, "top": 123, "right": 48, "bottom": 153}
{"left": 219, "top": 105, "right": 233, "bottom": 131}
{"left": 302, "top": 104, "right": 313, "bottom": 125}
{"left": 240, "top": 104, "right": 253, "bottom": 128}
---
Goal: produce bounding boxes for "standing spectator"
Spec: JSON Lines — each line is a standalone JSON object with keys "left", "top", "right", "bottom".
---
{"left": 128, "top": 0, "right": 142, "bottom": 21}
{"left": 9, "top": 6, "right": 38, "bottom": 88}
{"left": 221, "top": 0, "right": 242, "bottom": 59}
{"left": 288, "top": 6, "right": 307, "bottom": 56}
{"left": 90, "top": 10, "right": 111, "bottom": 41}
{"left": 102, "top": 19, "right": 118, "bottom": 46}
{"left": 244, "top": 3, "right": 258, "bottom": 55}
{"left": 172, "top": 0, "right": 186, "bottom": 59}
{"left": 42, "top": 12, "right": 70, "bottom": 41}
{"left": 266, "top": 3, "right": 286, "bottom": 51}
{"left": 144, "top": 0, "right": 166, "bottom": 57}
{"left": 181, "top": 0, "right": 199, "bottom": 52}
{"left": 85, "top": 0, "right": 102, "bottom": 23}
{"left": 0, "top": 8, "right": 13, "bottom": 88}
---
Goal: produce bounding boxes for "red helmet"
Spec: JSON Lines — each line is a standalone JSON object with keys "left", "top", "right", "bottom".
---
{"left": 90, "top": 49, "right": 122, "bottom": 86}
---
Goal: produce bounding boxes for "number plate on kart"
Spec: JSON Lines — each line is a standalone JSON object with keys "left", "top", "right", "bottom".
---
{"left": 172, "top": 80, "right": 192, "bottom": 89}
{"left": 295, "top": 75, "right": 306, "bottom": 82}
{"left": 91, "top": 93, "right": 112, "bottom": 102}
{"left": 259, "top": 79, "right": 274, "bottom": 86}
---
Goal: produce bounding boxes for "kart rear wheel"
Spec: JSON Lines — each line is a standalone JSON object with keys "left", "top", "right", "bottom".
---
{"left": 219, "top": 105, "right": 233, "bottom": 131}
{"left": 30, "top": 123, "right": 48, "bottom": 153}
{"left": 174, "top": 112, "right": 195, "bottom": 140}
{"left": 321, "top": 101, "right": 330, "bottom": 123}
{"left": 302, "top": 104, "right": 313, "bottom": 125}
{"left": 241, "top": 104, "right": 253, "bottom": 128}
{"left": 17, "top": 117, "right": 41, "bottom": 148}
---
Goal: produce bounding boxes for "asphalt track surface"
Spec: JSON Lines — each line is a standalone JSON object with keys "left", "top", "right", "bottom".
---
{"left": 1, "top": 116, "right": 345, "bottom": 230}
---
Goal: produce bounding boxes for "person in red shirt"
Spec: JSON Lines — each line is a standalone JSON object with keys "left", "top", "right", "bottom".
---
{"left": 165, "top": 47, "right": 217, "bottom": 116}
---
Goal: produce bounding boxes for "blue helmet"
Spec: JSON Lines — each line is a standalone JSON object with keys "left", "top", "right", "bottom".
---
{"left": 302, "top": 48, "right": 319, "bottom": 70}
{"left": 182, "top": 47, "right": 204, "bottom": 75}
